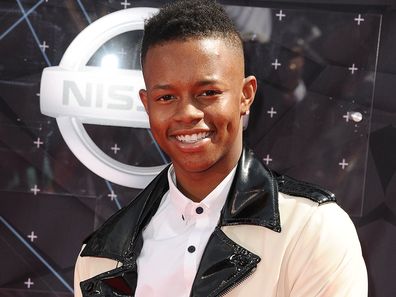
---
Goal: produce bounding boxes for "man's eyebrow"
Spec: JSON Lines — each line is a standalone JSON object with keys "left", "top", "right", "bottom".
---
{"left": 195, "top": 79, "right": 221, "bottom": 87}
{"left": 151, "top": 84, "right": 173, "bottom": 90}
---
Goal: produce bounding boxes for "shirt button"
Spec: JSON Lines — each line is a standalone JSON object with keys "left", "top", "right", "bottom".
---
{"left": 188, "top": 245, "right": 196, "bottom": 253}
{"left": 196, "top": 207, "right": 204, "bottom": 214}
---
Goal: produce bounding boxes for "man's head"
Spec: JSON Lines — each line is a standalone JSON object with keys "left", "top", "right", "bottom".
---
{"left": 139, "top": 0, "right": 256, "bottom": 193}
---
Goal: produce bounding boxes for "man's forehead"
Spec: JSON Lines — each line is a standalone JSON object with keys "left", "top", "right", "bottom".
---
{"left": 143, "top": 36, "right": 243, "bottom": 63}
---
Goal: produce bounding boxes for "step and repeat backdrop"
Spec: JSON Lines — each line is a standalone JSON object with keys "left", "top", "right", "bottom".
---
{"left": 0, "top": 0, "right": 395, "bottom": 296}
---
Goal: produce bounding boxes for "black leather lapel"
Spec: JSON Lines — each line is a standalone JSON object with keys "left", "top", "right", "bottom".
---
{"left": 221, "top": 148, "right": 281, "bottom": 232}
{"left": 81, "top": 165, "right": 170, "bottom": 262}
{"left": 190, "top": 228, "right": 260, "bottom": 297}
{"left": 80, "top": 263, "right": 137, "bottom": 297}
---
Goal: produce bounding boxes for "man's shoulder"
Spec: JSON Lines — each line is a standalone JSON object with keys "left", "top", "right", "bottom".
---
{"left": 273, "top": 173, "right": 351, "bottom": 246}
{"left": 272, "top": 172, "right": 338, "bottom": 229}
{"left": 276, "top": 183, "right": 353, "bottom": 252}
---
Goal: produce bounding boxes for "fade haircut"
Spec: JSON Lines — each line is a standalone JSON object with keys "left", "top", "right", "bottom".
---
{"left": 140, "top": 0, "right": 243, "bottom": 66}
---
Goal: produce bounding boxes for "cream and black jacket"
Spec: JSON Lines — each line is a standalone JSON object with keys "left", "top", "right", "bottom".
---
{"left": 74, "top": 148, "right": 367, "bottom": 297}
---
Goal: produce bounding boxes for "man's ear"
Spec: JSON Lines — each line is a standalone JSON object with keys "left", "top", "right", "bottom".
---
{"left": 241, "top": 75, "right": 257, "bottom": 115}
{"left": 139, "top": 89, "right": 149, "bottom": 115}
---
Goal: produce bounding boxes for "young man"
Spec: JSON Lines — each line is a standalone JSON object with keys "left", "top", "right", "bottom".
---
{"left": 74, "top": 1, "right": 367, "bottom": 296}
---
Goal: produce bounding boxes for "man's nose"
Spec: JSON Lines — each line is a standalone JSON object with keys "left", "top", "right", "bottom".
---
{"left": 174, "top": 97, "right": 204, "bottom": 123}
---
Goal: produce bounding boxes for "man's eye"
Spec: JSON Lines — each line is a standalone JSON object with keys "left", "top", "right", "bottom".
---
{"left": 200, "top": 90, "right": 221, "bottom": 96}
{"left": 158, "top": 95, "right": 174, "bottom": 101}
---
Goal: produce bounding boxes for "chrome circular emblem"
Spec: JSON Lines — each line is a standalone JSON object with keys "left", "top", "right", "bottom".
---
{"left": 39, "top": 8, "right": 166, "bottom": 189}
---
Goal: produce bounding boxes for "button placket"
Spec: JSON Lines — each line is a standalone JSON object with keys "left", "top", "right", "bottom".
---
{"left": 183, "top": 214, "right": 204, "bottom": 283}
{"left": 184, "top": 237, "right": 199, "bottom": 284}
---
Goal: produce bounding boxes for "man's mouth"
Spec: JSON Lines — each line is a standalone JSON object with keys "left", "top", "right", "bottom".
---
{"left": 175, "top": 132, "right": 211, "bottom": 144}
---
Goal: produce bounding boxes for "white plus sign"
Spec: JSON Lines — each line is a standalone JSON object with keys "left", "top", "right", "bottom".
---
{"left": 39, "top": 41, "right": 49, "bottom": 52}
{"left": 338, "top": 158, "right": 349, "bottom": 170}
{"left": 271, "top": 58, "right": 281, "bottom": 70}
{"left": 34, "top": 137, "right": 43, "bottom": 148}
{"left": 120, "top": 0, "right": 131, "bottom": 9}
{"left": 343, "top": 112, "right": 350, "bottom": 122}
{"left": 27, "top": 231, "right": 38, "bottom": 242}
{"left": 111, "top": 144, "right": 121, "bottom": 154}
{"left": 263, "top": 154, "right": 273, "bottom": 165}
{"left": 276, "top": 10, "right": 286, "bottom": 21}
{"left": 108, "top": 190, "right": 117, "bottom": 201}
{"left": 354, "top": 14, "right": 365, "bottom": 25}
{"left": 348, "top": 63, "right": 358, "bottom": 74}
{"left": 24, "top": 278, "right": 34, "bottom": 289}
{"left": 118, "top": 48, "right": 127, "bottom": 56}
{"left": 267, "top": 107, "right": 277, "bottom": 118}
{"left": 30, "top": 185, "right": 40, "bottom": 195}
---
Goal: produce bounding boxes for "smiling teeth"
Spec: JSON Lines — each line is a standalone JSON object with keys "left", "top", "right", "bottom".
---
{"left": 176, "top": 132, "right": 210, "bottom": 143}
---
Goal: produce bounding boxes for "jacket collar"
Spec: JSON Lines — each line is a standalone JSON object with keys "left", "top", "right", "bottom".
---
{"left": 81, "top": 147, "right": 281, "bottom": 262}
{"left": 220, "top": 148, "right": 281, "bottom": 231}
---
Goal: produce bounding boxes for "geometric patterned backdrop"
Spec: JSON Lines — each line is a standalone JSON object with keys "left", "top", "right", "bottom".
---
{"left": 0, "top": 1, "right": 395, "bottom": 296}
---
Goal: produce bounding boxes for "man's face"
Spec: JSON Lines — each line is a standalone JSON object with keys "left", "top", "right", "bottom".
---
{"left": 140, "top": 38, "right": 256, "bottom": 177}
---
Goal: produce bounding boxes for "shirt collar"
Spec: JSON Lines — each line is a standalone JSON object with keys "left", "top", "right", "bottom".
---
{"left": 167, "top": 165, "right": 237, "bottom": 221}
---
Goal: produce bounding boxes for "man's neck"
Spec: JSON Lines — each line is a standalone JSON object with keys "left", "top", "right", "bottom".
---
{"left": 173, "top": 159, "right": 239, "bottom": 202}
{"left": 176, "top": 173, "right": 226, "bottom": 202}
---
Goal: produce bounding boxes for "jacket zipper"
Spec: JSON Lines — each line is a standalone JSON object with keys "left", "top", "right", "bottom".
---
{"left": 217, "top": 267, "right": 257, "bottom": 297}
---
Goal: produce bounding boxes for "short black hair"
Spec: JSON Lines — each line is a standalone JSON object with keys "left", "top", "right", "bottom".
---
{"left": 140, "top": 0, "right": 243, "bottom": 65}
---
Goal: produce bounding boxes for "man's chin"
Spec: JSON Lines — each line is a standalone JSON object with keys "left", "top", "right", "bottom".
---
{"left": 172, "top": 158, "right": 215, "bottom": 174}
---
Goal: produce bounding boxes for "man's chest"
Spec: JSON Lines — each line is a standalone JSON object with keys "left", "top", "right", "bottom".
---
{"left": 135, "top": 192, "right": 224, "bottom": 297}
